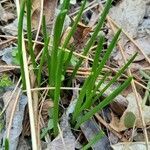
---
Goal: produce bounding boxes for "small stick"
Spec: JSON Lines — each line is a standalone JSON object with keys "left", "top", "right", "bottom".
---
{"left": 28, "top": 87, "right": 82, "bottom": 92}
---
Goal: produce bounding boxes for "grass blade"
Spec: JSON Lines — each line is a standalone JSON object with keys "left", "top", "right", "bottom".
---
{"left": 37, "top": 16, "right": 50, "bottom": 86}
{"left": 4, "top": 138, "right": 9, "bottom": 150}
{"left": 83, "top": 30, "right": 121, "bottom": 103}
{"left": 84, "top": 35, "right": 104, "bottom": 101}
{"left": 93, "top": 52, "right": 137, "bottom": 102}
{"left": 91, "top": 35, "right": 104, "bottom": 72}
{"left": 81, "top": 131, "right": 104, "bottom": 150}
{"left": 53, "top": 49, "right": 64, "bottom": 136}
{"left": 52, "top": 9, "right": 69, "bottom": 136}
{"left": 37, "top": 37, "right": 50, "bottom": 86}
{"left": 63, "top": 0, "right": 87, "bottom": 70}
{"left": 18, "top": 0, "right": 26, "bottom": 89}
{"left": 73, "top": 29, "right": 121, "bottom": 121}
{"left": 42, "top": 16, "right": 48, "bottom": 43}
{"left": 75, "top": 77, "right": 132, "bottom": 128}
{"left": 83, "top": 72, "right": 110, "bottom": 110}
{"left": 72, "top": 75, "right": 92, "bottom": 122}
{"left": 61, "top": 0, "right": 71, "bottom": 11}
{"left": 26, "top": 0, "right": 37, "bottom": 75}
{"left": 51, "top": 0, "right": 71, "bottom": 135}
{"left": 50, "top": 10, "right": 68, "bottom": 87}
{"left": 69, "top": 0, "right": 112, "bottom": 84}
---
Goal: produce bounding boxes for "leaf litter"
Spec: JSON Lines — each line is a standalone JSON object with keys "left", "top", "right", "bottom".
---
{"left": 0, "top": 0, "right": 150, "bottom": 149}
{"left": 0, "top": 87, "right": 27, "bottom": 150}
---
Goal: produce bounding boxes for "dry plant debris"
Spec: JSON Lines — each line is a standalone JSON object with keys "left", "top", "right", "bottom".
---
{"left": 0, "top": 0, "right": 150, "bottom": 149}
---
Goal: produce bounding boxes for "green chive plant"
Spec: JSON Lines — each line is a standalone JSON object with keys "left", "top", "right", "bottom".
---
{"left": 18, "top": 0, "right": 136, "bottom": 143}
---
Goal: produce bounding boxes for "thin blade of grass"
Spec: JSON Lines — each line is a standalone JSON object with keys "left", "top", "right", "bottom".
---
{"left": 68, "top": 0, "right": 112, "bottom": 84}
{"left": 4, "top": 138, "right": 9, "bottom": 150}
{"left": 50, "top": 0, "right": 71, "bottom": 87}
{"left": 72, "top": 35, "right": 104, "bottom": 121}
{"left": 93, "top": 53, "right": 137, "bottom": 102}
{"left": 61, "top": 0, "right": 71, "bottom": 11}
{"left": 73, "top": 29, "right": 121, "bottom": 120}
{"left": 88, "top": 30, "right": 121, "bottom": 84}
{"left": 51, "top": 0, "right": 71, "bottom": 135}
{"left": 80, "top": 30, "right": 121, "bottom": 110}
{"left": 63, "top": 0, "right": 86, "bottom": 70}
{"left": 42, "top": 16, "right": 48, "bottom": 43}
{"left": 84, "top": 35, "right": 104, "bottom": 102}
{"left": 52, "top": 9, "right": 69, "bottom": 136}
{"left": 72, "top": 75, "right": 92, "bottom": 122}
{"left": 50, "top": 10, "right": 68, "bottom": 87}
{"left": 53, "top": 49, "right": 64, "bottom": 136}
{"left": 81, "top": 131, "right": 105, "bottom": 150}
{"left": 26, "top": 0, "right": 37, "bottom": 75}
{"left": 93, "top": 73, "right": 110, "bottom": 96}
{"left": 83, "top": 72, "right": 110, "bottom": 109}
{"left": 18, "top": 0, "right": 26, "bottom": 89}
{"left": 75, "top": 77, "right": 132, "bottom": 129}
{"left": 91, "top": 35, "right": 104, "bottom": 72}
{"left": 37, "top": 37, "right": 50, "bottom": 86}
{"left": 37, "top": 16, "right": 51, "bottom": 86}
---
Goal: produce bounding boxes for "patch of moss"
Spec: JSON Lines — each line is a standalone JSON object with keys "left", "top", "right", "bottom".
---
{"left": 0, "top": 74, "right": 12, "bottom": 87}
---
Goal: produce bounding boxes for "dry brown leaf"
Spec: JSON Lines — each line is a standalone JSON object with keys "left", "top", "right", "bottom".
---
{"left": 114, "top": 42, "right": 145, "bottom": 66}
{"left": 32, "top": 0, "right": 58, "bottom": 29}
{"left": 119, "top": 93, "right": 150, "bottom": 131}
{"left": 111, "top": 142, "right": 150, "bottom": 150}
{"left": 73, "top": 22, "right": 91, "bottom": 50}
{"left": 110, "top": 0, "right": 146, "bottom": 37}
{"left": 47, "top": 135, "right": 75, "bottom": 150}
{"left": 109, "top": 112, "right": 120, "bottom": 132}
{"left": 0, "top": 3, "right": 15, "bottom": 24}
{"left": 3, "top": 90, "right": 20, "bottom": 127}
{"left": 61, "top": 27, "right": 74, "bottom": 46}
{"left": 110, "top": 92, "right": 150, "bottom": 132}
{"left": 121, "top": 86, "right": 133, "bottom": 97}
{"left": 41, "top": 100, "right": 54, "bottom": 121}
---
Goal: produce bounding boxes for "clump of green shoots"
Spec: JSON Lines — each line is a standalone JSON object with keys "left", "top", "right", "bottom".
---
{"left": 17, "top": 0, "right": 136, "bottom": 147}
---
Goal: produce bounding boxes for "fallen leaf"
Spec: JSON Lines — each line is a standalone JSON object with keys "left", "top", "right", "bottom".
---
{"left": 135, "top": 37, "right": 150, "bottom": 56}
{"left": 2, "top": 18, "right": 26, "bottom": 36}
{"left": 133, "top": 130, "right": 150, "bottom": 142}
{"left": 113, "top": 41, "right": 145, "bottom": 66}
{"left": 0, "top": 3, "right": 15, "bottom": 24}
{"left": 88, "top": 7, "right": 99, "bottom": 27}
{"left": 109, "top": 112, "right": 121, "bottom": 133}
{"left": 47, "top": 135, "right": 75, "bottom": 150}
{"left": 61, "top": 27, "right": 74, "bottom": 46}
{"left": 80, "top": 119, "right": 111, "bottom": 150}
{"left": 111, "top": 142, "right": 150, "bottom": 150}
{"left": 109, "top": 132, "right": 119, "bottom": 145}
{"left": 73, "top": 22, "right": 91, "bottom": 50}
{"left": 32, "top": 0, "right": 58, "bottom": 29}
{"left": 41, "top": 100, "right": 53, "bottom": 121}
{"left": 118, "top": 93, "right": 150, "bottom": 131}
{"left": 17, "top": 137, "right": 31, "bottom": 150}
{"left": 97, "top": 82, "right": 128, "bottom": 115}
{"left": 47, "top": 103, "right": 78, "bottom": 150}
{"left": 0, "top": 46, "right": 17, "bottom": 65}
{"left": 110, "top": 0, "right": 146, "bottom": 37}
{"left": 2, "top": 88, "right": 27, "bottom": 150}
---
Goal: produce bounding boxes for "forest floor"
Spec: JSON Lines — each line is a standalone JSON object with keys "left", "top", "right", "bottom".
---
{"left": 0, "top": 0, "right": 150, "bottom": 149}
